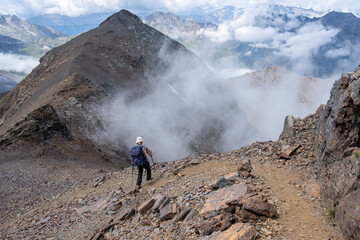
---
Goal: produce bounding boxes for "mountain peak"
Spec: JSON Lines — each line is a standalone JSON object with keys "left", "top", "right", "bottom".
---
{"left": 100, "top": 9, "right": 142, "bottom": 27}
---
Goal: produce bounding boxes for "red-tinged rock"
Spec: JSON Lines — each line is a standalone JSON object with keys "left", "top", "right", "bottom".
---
{"left": 242, "top": 196, "right": 278, "bottom": 218}
{"left": 138, "top": 198, "right": 156, "bottom": 214}
{"left": 215, "top": 223, "right": 258, "bottom": 240}
{"left": 235, "top": 209, "right": 259, "bottom": 222}
{"left": 279, "top": 153, "right": 290, "bottom": 160}
{"left": 195, "top": 219, "right": 221, "bottom": 236}
{"left": 159, "top": 203, "right": 178, "bottom": 221}
{"left": 119, "top": 208, "right": 135, "bottom": 220}
{"left": 200, "top": 183, "right": 248, "bottom": 218}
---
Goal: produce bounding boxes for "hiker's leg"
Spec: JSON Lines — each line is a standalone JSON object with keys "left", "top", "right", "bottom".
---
{"left": 137, "top": 165, "right": 144, "bottom": 186}
{"left": 144, "top": 161, "right": 152, "bottom": 180}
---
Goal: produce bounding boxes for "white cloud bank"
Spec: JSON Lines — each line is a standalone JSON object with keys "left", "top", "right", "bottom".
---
{"left": 0, "top": 53, "right": 38, "bottom": 74}
{"left": 0, "top": 0, "right": 359, "bottom": 17}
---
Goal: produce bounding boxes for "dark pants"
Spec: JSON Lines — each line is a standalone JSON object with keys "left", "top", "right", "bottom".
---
{"left": 136, "top": 161, "right": 151, "bottom": 187}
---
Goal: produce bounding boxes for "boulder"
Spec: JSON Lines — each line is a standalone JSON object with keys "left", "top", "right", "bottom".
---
{"left": 183, "top": 209, "right": 198, "bottom": 223}
{"left": 119, "top": 208, "right": 135, "bottom": 220}
{"left": 76, "top": 191, "right": 115, "bottom": 214}
{"left": 138, "top": 198, "right": 156, "bottom": 214}
{"left": 200, "top": 183, "right": 248, "bottom": 218}
{"left": 159, "top": 203, "right": 178, "bottom": 221}
{"left": 210, "top": 172, "right": 239, "bottom": 189}
{"left": 237, "top": 160, "right": 252, "bottom": 178}
{"left": 152, "top": 195, "right": 168, "bottom": 212}
{"left": 172, "top": 207, "right": 191, "bottom": 222}
{"left": 242, "top": 195, "right": 278, "bottom": 218}
{"left": 215, "top": 223, "right": 258, "bottom": 240}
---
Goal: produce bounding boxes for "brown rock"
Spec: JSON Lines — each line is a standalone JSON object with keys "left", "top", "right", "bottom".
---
{"left": 282, "top": 144, "right": 301, "bottom": 156}
{"left": 152, "top": 195, "right": 168, "bottom": 212}
{"left": 158, "top": 196, "right": 171, "bottom": 210}
{"left": 337, "top": 189, "right": 360, "bottom": 240}
{"left": 91, "top": 233, "right": 104, "bottom": 240}
{"left": 215, "top": 223, "right": 258, "bottom": 240}
{"left": 172, "top": 207, "right": 191, "bottom": 222}
{"left": 76, "top": 191, "right": 115, "bottom": 214}
{"left": 237, "top": 160, "right": 252, "bottom": 178}
{"left": 195, "top": 218, "right": 222, "bottom": 236}
{"left": 242, "top": 196, "right": 278, "bottom": 218}
{"left": 279, "top": 153, "right": 291, "bottom": 160}
{"left": 304, "top": 180, "right": 321, "bottom": 199}
{"left": 188, "top": 159, "right": 200, "bottom": 165}
{"left": 93, "top": 176, "right": 106, "bottom": 187}
{"left": 235, "top": 209, "right": 259, "bottom": 222}
{"left": 159, "top": 203, "right": 178, "bottom": 221}
{"left": 119, "top": 208, "right": 135, "bottom": 220}
{"left": 173, "top": 166, "right": 184, "bottom": 175}
{"left": 183, "top": 209, "right": 198, "bottom": 223}
{"left": 200, "top": 183, "right": 248, "bottom": 218}
{"left": 210, "top": 172, "right": 239, "bottom": 189}
{"left": 138, "top": 198, "right": 156, "bottom": 214}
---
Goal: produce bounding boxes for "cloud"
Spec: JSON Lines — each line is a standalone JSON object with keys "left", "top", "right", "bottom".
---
{"left": 0, "top": 53, "right": 38, "bottom": 74}
{"left": 234, "top": 26, "right": 277, "bottom": 42}
{"left": 0, "top": 0, "right": 358, "bottom": 18}
{"left": 95, "top": 44, "right": 260, "bottom": 162}
{"left": 325, "top": 48, "right": 351, "bottom": 58}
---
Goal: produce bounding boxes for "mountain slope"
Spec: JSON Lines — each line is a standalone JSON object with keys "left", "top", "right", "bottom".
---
{"left": 0, "top": 10, "right": 255, "bottom": 166}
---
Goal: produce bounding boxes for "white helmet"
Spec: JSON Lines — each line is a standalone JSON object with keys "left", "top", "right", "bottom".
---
{"left": 136, "top": 137, "right": 144, "bottom": 144}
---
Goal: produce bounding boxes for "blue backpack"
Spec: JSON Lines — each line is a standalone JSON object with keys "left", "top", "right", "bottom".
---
{"left": 130, "top": 145, "right": 146, "bottom": 166}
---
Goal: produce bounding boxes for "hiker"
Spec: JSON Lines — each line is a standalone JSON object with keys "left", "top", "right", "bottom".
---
{"left": 130, "top": 137, "right": 153, "bottom": 189}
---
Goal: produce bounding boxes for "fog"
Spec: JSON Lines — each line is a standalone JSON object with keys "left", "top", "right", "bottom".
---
{"left": 94, "top": 40, "right": 336, "bottom": 163}
{"left": 0, "top": 53, "right": 39, "bottom": 76}
{"left": 95, "top": 7, "right": 343, "bottom": 162}
{"left": 96, "top": 47, "right": 260, "bottom": 162}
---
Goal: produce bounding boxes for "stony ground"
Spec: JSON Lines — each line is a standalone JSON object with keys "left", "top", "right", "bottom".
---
{"left": 0, "top": 133, "right": 345, "bottom": 239}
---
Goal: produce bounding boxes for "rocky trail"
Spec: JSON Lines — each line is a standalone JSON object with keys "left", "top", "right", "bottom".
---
{"left": 1, "top": 136, "right": 345, "bottom": 239}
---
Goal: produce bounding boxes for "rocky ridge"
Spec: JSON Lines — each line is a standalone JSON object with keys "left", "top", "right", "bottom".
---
{"left": 0, "top": 123, "right": 345, "bottom": 239}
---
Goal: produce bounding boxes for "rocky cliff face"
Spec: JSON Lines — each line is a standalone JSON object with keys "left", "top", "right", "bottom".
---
{"left": 313, "top": 67, "right": 360, "bottom": 239}
{"left": 278, "top": 65, "right": 360, "bottom": 239}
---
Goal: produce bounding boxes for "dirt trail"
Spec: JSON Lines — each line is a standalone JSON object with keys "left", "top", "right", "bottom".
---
{"left": 252, "top": 162, "right": 344, "bottom": 240}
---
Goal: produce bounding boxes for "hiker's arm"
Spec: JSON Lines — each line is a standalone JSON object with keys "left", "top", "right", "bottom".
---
{"left": 145, "top": 149, "right": 152, "bottom": 157}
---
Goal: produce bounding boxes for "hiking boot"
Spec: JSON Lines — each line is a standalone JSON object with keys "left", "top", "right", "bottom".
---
{"left": 147, "top": 177, "right": 154, "bottom": 181}
{"left": 136, "top": 185, "right": 142, "bottom": 190}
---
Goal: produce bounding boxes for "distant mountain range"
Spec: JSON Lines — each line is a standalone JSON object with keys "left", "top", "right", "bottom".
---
{"left": 178, "top": 4, "right": 323, "bottom": 24}
{"left": 0, "top": 14, "right": 71, "bottom": 91}
{"left": 143, "top": 9, "right": 360, "bottom": 78}
{"left": 0, "top": 14, "right": 70, "bottom": 57}
{"left": 0, "top": 15, "right": 65, "bottom": 43}
{"left": 27, "top": 12, "right": 114, "bottom": 36}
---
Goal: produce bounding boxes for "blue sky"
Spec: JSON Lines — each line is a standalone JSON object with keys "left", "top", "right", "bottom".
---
{"left": 0, "top": 0, "right": 359, "bottom": 17}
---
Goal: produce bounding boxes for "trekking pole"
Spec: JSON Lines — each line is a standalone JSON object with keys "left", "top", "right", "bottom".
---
{"left": 131, "top": 164, "right": 134, "bottom": 188}
{"left": 151, "top": 156, "right": 155, "bottom": 164}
